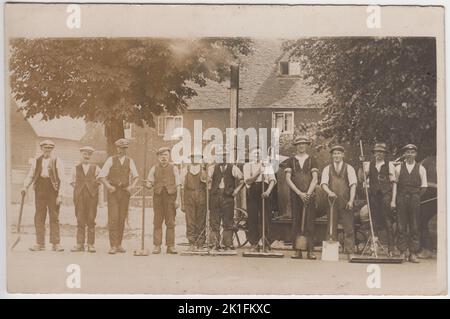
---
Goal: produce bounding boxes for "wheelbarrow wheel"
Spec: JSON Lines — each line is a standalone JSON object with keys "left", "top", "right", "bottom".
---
{"left": 233, "top": 208, "right": 249, "bottom": 248}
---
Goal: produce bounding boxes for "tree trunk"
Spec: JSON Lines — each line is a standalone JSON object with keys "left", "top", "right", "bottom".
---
{"left": 105, "top": 118, "right": 125, "bottom": 156}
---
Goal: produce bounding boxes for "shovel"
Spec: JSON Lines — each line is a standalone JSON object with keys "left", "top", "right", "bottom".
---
{"left": 295, "top": 204, "right": 308, "bottom": 251}
{"left": 11, "top": 191, "right": 26, "bottom": 251}
{"left": 321, "top": 196, "right": 339, "bottom": 261}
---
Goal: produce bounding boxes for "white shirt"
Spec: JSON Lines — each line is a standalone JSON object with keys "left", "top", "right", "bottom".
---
{"left": 207, "top": 164, "right": 243, "bottom": 189}
{"left": 394, "top": 161, "right": 428, "bottom": 187}
{"left": 243, "top": 162, "right": 276, "bottom": 188}
{"left": 320, "top": 162, "right": 357, "bottom": 187}
{"left": 98, "top": 155, "right": 139, "bottom": 179}
{"left": 23, "top": 156, "right": 66, "bottom": 196}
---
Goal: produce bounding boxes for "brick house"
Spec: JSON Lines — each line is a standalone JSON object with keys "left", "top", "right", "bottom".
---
{"left": 121, "top": 39, "right": 326, "bottom": 170}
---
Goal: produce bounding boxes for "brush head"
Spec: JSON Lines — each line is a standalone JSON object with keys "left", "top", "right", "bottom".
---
{"left": 133, "top": 249, "right": 149, "bottom": 256}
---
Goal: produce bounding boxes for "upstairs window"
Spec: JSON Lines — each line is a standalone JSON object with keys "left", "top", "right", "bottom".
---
{"left": 272, "top": 112, "right": 294, "bottom": 135}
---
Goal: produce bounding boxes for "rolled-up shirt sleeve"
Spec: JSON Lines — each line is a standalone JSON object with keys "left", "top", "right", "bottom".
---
{"left": 232, "top": 165, "right": 243, "bottom": 180}
{"left": 147, "top": 166, "right": 156, "bottom": 184}
{"left": 129, "top": 159, "right": 139, "bottom": 179}
{"left": 320, "top": 165, "right": 330, "bottom": 186}
{"left": 173, "top": 166, "right": 181, "bottom": 186}
{"left": 419, "top": 165, "right": 428, "bottom": 187}
{"left": 264, "top": 164, "right": 276, "bottom": 184}
{"left": 98, "top": 157, "right": 113, "bottom": 179}
{"left": 388, "top": 162, "right": 396, "bottom": 182}
{"left": 55, "top": 158, "right": 66, "bottom": 196}
{"left": 347, "top": 164, "right": 357, "bottom": 187}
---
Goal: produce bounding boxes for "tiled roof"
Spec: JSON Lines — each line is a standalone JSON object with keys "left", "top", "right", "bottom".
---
{"left": 187, "top": 39, "right": 326, "bottom": 110}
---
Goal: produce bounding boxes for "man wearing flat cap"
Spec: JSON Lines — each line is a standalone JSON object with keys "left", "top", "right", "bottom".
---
{"left": 70, "top": 146, "right": 101, "bottom": 253}
{"left": 207, "top": 145, "right": 244, "bottom": 251}
{"left": 146, "top": 146, "right": 182, "bottom": 254}
{"left": 321, "top": 144, "right": 357, "bottom": 259}
{"left": 361, "top": 142, "right": 396, "bottom": 256}
{"left": 22, "top": 140, "right": 66, "bottom": 252}
{"left": 181, "top": 153, "right": 207, "bottom": 251}
{"left": 99, "top": 138, "right": 139, "bottom": 254}
{"left": 285, "top": 136, "right": 319, "bottom": 259}
{"left": 392, "top": 144, "right": 428, "bottom": 263}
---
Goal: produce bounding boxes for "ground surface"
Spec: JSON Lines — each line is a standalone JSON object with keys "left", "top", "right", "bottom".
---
{"left": 6, "top": 203, "right": 445, "bottom": 295}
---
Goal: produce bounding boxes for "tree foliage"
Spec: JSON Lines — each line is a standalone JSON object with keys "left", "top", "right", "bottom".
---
{"left": 10, "top": 37, "right": 252, "bottom": 154}
{"left": 284, "top": 37, "right": 436, "bottom": 158}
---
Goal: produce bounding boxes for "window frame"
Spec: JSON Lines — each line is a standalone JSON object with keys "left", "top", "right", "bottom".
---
{"left": 157, "top": 115, "right": 184, "bottom": 140}
{"left": 272, "top": 111, "right": 294, "bottom": 135}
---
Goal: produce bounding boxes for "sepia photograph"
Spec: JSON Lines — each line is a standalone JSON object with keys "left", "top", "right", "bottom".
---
{"left": 2, "top": 3, "right": 446, "bottom": 297}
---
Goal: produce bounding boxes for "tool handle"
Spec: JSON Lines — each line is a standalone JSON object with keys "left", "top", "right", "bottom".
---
{"left": 327, "top": 197, "right": 336, "bottom": 239}
{"left": 17, "top": 191, "right": 26, "bottom": 233}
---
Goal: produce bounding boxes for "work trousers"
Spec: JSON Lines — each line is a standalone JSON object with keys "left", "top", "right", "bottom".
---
{"left": 210, "top": 190, "right": 234, "bottom": 248}
{"left": 107, "top": 188, "right": 130, "bottom": 247}
{"left": 397, "top": 191, "right": 421, "bottom": 253}
{"left": 184, "top": 189, "right": 206, "bottom": 246}
{"left": 246, "top": 182, "right": 271, "bottom": 246}
{"left": 74, "top": 187, "right": 98, "bottom": 245}
{"left": 327, "top": 198, "right": 355, "bottom": 254}
{"left": 34, "top": 178, "right": 60, "bottom": 245}
{"left": 153, "top": 188, "right": 177, "bottom": 247}
{"left": 369, "top": 190, "right": 394, "bottom": 251}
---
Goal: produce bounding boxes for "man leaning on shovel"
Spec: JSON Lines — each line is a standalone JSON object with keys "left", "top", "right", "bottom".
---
{"left": 320, "top": 145, "right": 357, "bottom": 260}
{"left": 22, "top": 140, "right": 66, "bottom": 252}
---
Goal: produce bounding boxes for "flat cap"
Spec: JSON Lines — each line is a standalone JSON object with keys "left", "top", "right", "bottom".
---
{"left": 402, "top": 144, "right": 418, "bottom": 152}
{"left": 80, "top": 146, "right": 95, "bottom": 153}
{"left": 292, "top": 135, "right": 311, "bottom": 145}
{"left": 156, "top": 146, "right": 171, "bottom": 155}
{"left": 329, "top": 145, "right": 345, "bottom": 153}
{"left": 372, "top": 143, "right": 387, "bottom": 153}
{"left": 115, "top": 138, "right": 129, "bottom": 148}
{"left": 39, "top": 140, "right": 55, "bottom": 148}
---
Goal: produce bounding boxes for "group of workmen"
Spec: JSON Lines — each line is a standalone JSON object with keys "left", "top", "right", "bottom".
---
{"left": 21, "top": 135, "right": 431, "bottom": 263}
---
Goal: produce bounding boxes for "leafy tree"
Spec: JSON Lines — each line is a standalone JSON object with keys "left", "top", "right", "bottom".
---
{"left": 10, "top": 38, "right": 252, "bottom": 154}
{"left": 284, "top": 37, "right": 436, "bottom": 158}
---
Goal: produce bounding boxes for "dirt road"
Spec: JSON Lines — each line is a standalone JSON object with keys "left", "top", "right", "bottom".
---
{"left": 6, "top": 204, "right": 445, "bottom": 295}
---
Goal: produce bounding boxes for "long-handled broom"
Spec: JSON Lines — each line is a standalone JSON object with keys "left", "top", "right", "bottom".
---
{"left": 181, "top": 162, "right": 212, "bottom": 256}
{"left": 133, "top": 132, "right": 149, "bottom": 256}
{"left": 349, "top": 141, "right": 403, "bottom": 264}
